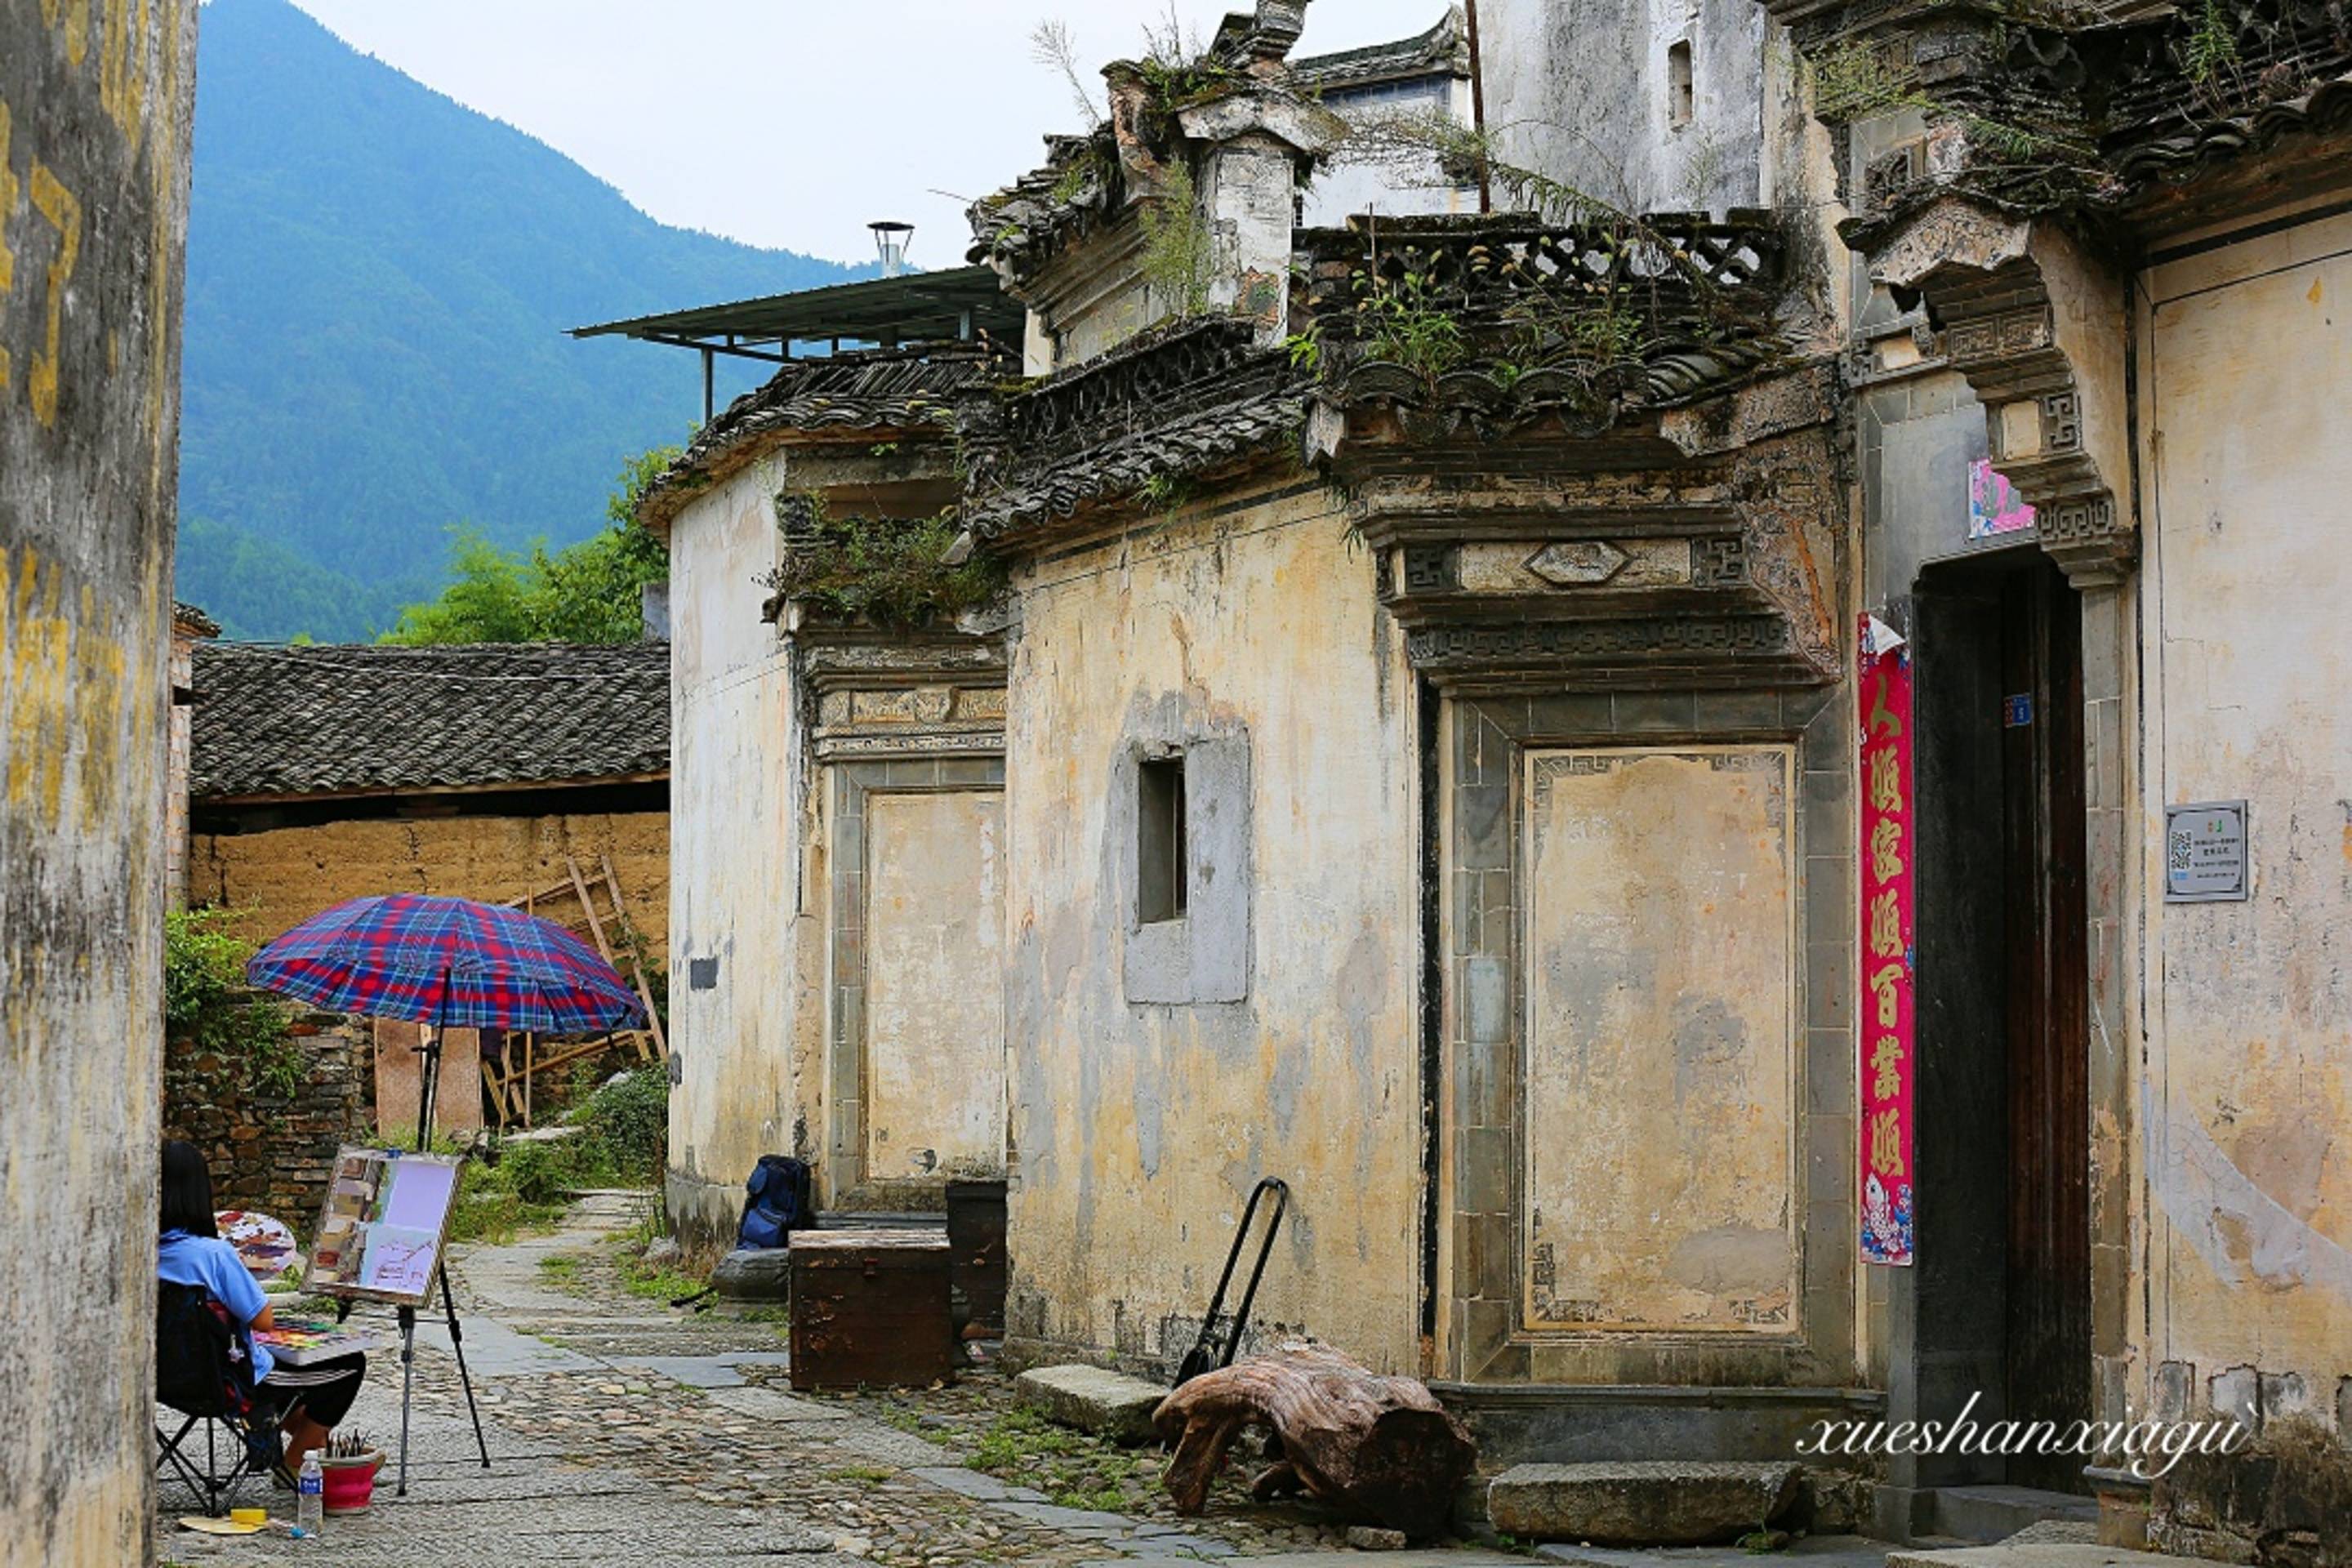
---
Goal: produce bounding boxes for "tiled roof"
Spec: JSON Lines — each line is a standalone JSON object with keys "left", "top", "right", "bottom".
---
{"left": 173, "top": 601, "right": 221, "bottom": 638}
{"left": 962, "top": 389, "right": 1304, "bottom": 538}
{"left": 1290, "top": 8, "right": 1468, "bottom": 91}
{"left": 636, "top": 345, "right": 1010, "bottom": 532}
{"left": 191, "top": 642, "right": 670, "bottom": 801}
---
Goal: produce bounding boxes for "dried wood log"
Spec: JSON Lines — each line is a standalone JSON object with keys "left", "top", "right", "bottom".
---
{"left": 1152, "top": 1343, "right": 1476, "bottom": 1538}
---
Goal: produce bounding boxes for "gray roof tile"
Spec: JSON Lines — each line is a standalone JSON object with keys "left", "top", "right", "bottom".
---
{"left": 191, "top": 642, "right": 669, "bottom": 800}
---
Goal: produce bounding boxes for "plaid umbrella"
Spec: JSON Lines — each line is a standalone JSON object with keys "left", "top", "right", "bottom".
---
{"left": 246, "top": 893, "right": 645, "bottom": 1034}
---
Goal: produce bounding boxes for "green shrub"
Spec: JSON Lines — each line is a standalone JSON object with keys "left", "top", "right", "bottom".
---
{"left": 164, "top": 907, "right": 302, "bottom": 1098}
{"left": 575, "top": 1068, "right": 668, "bottom": 1183}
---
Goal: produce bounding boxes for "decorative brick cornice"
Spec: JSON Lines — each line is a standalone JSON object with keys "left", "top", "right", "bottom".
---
{"left": 1866, "top": 196, "right": 2136, "bottom": 586}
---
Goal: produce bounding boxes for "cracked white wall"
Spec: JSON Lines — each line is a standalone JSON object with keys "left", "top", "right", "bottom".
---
{"left": 2136, "top": 207, "right": 2352, "bottom": 1423}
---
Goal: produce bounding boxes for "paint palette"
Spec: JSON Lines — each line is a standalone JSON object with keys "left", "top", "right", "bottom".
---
{"left": 216, "top": 1209, "right": 302, "bottom": 1281}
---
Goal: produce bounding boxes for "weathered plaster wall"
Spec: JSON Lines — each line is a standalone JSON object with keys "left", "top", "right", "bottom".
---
{"left": 189, "top": 810, "right": 669, "bottom": 951}
{"left": 1521, "top": 746, "right": 1797, "bottom": 1335}
{"left": 0, "top": 0, "right": 197, "bottom": 1559}
{"left": 1477, "top": 0, "right": 1767, "bottom": 215}
{"left": 666, "top": 461, "right": 805, "bottom": 1238}
{"left": 1302, "top": 74, "right": 1477, "bottom": 229}
{"left": 2137, "top": 209, "right": 2352, "bottom": 1424}
{"left": 1000, "top": 479, "right": 1423, "bottom": 1374}
{"left": 862, "top": 788, "right": 1007, "bottom": 1183}
{"left": 167, "top": 626, "right": 196, "bottom": 906}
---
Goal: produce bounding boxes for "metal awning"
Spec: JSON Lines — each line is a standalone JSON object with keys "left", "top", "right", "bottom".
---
{"left": 570, "top": 265, "right": 1022, "bottom": 365}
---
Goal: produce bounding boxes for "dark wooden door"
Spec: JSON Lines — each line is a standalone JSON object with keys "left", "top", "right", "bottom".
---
{"left": 1998, "top": 561, "right": 2092, "bottom": 1492}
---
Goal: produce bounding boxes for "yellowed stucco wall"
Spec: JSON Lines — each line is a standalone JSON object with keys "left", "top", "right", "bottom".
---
{"left": 189, "top": 810, "right": 669, "bottom": 952}
{"left": 666, "top": 459, "right": 809, "bottom": 1232}
{"left": 1000, "top": 479, "right": 1424, "bottom": 1371}
{"left": 2136, "top": 207, "right": 2352, "bottom": 1414}
{"left": 1521, "top": 746, "right": 1797, "bottom": 1335}
{"left": 864, "top": 788, "right": 1008, "bottom": 1181}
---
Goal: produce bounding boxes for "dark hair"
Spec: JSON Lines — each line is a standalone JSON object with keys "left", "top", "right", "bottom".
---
{"left": 160, "top": 1140, "right": 219, "bottom": 1239}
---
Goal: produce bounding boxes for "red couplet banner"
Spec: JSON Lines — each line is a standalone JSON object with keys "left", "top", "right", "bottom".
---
{"left": 1858, "top": 614, "right": 1917, "bottom": 1266}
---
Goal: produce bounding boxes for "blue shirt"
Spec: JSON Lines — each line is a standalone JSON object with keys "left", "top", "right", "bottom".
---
{"left": 158, "top": 1230, "right": 274, "bottom": 1384}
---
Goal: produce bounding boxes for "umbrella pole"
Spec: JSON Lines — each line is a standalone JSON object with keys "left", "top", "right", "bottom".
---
{"left": 401, "top": 1013, "right": 492, "bottom": 1474}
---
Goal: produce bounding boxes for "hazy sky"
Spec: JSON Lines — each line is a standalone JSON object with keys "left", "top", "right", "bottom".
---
{"left": 286, "top": 1, "right": 1447, "bottom": 266}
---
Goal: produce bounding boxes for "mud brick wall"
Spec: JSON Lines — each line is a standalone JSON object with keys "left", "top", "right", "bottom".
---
{"left": 163, "top": 1004, "right": 373, "bottom": 1236}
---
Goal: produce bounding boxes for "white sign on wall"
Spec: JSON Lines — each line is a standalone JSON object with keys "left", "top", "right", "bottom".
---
{"left": 2165, "top": 801, "right": 2249, "bottom": 903}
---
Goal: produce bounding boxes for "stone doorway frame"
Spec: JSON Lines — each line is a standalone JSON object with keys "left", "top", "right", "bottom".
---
{"left": 1437, "top": 684, "right": 1860, "bottom": 1390}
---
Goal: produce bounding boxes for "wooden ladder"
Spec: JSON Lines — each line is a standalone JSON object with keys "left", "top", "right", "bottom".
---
{"left": 479, "top": 853, "right": 668, "bottom": 1130}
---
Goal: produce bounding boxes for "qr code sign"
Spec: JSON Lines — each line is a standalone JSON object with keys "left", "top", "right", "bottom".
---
{"left": 2169, "top": 829, "right": 2193, "bottom": 875}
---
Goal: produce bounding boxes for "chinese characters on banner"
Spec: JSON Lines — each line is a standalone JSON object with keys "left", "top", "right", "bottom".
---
{"left": 1859, "top": 613, "right": 1917, "bottom": 1265}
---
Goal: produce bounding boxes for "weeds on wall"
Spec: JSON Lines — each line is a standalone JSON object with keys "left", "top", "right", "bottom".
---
{"left": 1139, "top": 158, "right": 1216, "bottom": 320}
{"left": 1352, "top": 265, "right": 1469, "bottom": 381}
{"left": 165, "top": 907, "right": 305, "bottom": 1099}
{"left": 760, "top": 495, "right": 1005, "bottom": 629}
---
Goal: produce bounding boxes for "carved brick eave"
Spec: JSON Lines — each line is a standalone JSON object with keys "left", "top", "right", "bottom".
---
{"left": 795, "top": 628, "right": 1009, "bottom": 764}
{"left": 795, "top": 628, "right": 1009, "bottom": 697}
{"left": 1348, "top": 423, "right": 1845, "bottom": 691}
{"left": 1867, "top": 195, "right": 2137, "bottom": 587}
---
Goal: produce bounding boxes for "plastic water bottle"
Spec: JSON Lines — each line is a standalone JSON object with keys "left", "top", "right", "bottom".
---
{"left": 295, "top": 1451, "right": 323, "bottom": 1538}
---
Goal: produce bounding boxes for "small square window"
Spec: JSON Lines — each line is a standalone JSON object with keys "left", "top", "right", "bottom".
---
{"left": 1668, "top": 41, "right": 1695, "bottom": 127}
{"left": 1138, "top": 756, "right": 1187, "bottom": 925}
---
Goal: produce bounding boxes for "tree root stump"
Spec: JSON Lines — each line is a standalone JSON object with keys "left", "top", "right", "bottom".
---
{"left": 1152, "top": 1342, "right": 1475, "bottom": 1538}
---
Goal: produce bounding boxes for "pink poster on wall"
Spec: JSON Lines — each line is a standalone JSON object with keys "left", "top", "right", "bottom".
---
{"left": 1858, "top": 614, "right": 1916, "bottom": 1266}
{"left": 1968, "top": 457, "right": 2035, "bottom": 539}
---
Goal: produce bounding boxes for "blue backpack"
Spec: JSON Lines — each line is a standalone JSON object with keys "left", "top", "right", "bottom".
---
{"left": 736, "top": 1155, "right": 813, "bottom": 1250}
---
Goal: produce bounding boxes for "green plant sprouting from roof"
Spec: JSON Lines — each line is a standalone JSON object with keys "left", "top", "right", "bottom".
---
{"left": 1139, "top": 157, "right": 1216, "bottom": 321}
{"left": 760, "top": 496, "right": 1005, "bottom": 630}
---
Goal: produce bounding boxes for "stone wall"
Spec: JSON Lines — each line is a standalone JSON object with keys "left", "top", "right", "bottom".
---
{"left": 0, "top": 0, "right": 197, "bottom": 1560}
{"left": 162, "top": 1005, "right": 373, "bottom": 1236}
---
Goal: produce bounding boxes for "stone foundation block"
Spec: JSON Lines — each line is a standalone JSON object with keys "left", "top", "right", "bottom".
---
{"left": 710, "top": 1246, "right": 791, "bottom": 1301}
{"left": 1487, "top": 1459, "right": 1802, "bottom": 1545}
{"left": 1013, "top": 1364, "right": 1169, "bottom": 1446}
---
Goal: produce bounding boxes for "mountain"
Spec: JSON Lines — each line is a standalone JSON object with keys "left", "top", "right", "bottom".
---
{"left": 178, "top": 0, "right": 864, "bottom": 640}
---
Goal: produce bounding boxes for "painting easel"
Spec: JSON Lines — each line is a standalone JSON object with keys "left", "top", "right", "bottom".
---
{"left": 309, "top": 1035, "right": 491, "bottom": 1496}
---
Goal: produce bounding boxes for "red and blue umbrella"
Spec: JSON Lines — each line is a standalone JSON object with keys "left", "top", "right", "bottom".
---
{"left": 246, "top": 893, "right": 645, "bottom": 1034}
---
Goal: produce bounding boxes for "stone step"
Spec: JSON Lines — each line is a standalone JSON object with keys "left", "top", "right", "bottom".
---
{"left": 1014, "top": 1364, "right": 1172, "bottom": 1446}
{"left": 1886, "top": 1541, "right": 2214, "bottom": 1568}
{"left": 1930, "top": 1486, "right": 2100, "bottom": 1545}
{"left": 1488, "top": 1460, "right": 1804, "bottom": 1547}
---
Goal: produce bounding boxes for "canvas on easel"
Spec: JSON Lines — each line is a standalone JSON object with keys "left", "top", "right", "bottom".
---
{"left": 305, "top": 1147, "right": 461, "bottom": 1308}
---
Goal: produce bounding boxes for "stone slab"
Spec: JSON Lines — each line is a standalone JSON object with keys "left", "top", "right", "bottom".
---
{"left": 1886, "top": 1544, "right": 2218, "bottom": 1568}
{"left": 906, "top": 1465, "right": 1049, "bottom": 1503}
{"left": 1536, "top": 1532, "right": 1891, "bottom": 1568}
{"left": 409, "top": 1307, "right": 601, "bottom": 1376}
{"left": 1489, "top": 1461, "right": 1803, "bottom": 1546}
{"left": 1013, "top": 1362, "right": 1170, "bottom": 1445}
{"left": 607, "top": 1350, "right": 794, "bottom": 1388}
{"left": 1081, "top": 1555, "right": 1525, "bottom": 1568}
{"left": 702, "top": 1384, "right": 852, "bottom": 1423}
{"left": 710, "top": 1246, "right": 792, "bottom": 1300}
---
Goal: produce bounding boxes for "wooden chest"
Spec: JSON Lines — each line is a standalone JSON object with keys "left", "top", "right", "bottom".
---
{"left": 788, "top": 1229, "right": 952, "bottom": 1390}
{"left": 944, "top": 1178, "right": 1008, "bottom": 1337}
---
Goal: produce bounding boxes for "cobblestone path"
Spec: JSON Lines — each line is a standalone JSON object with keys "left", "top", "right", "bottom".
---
{"left": 158, "top": 1194, "right": 1519, "bottom": 1567}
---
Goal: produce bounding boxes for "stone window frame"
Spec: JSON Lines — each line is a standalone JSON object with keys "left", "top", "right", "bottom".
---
{"left": 1441, "top": 685, "right": 1858, "bottom": 1388}
{"left": 1119, "top": 734, "right": 1253, "bottom": 1007}
{"left": 826, "top": 755, "right": 1007, "bottom": 1205}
